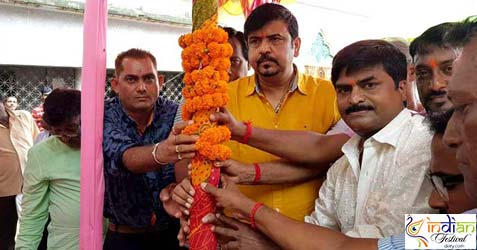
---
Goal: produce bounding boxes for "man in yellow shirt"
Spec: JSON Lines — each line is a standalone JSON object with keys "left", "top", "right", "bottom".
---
{"left": 172, "top": 3, "right": 348, "bottom": 223}
{"left": 223, "top": 3, "right": 344, "bottom": 221}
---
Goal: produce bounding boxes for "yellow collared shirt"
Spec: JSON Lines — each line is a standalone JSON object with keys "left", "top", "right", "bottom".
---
{"left": 226, "top": 72, "right": 340, "bottom": 221}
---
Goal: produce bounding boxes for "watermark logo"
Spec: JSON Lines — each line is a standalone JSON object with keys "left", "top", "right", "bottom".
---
{"left": 405, "top": 214, "right": 476, "bottom": 249}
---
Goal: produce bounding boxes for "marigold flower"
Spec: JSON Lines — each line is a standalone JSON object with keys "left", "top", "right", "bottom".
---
{"left": 179, "top": 23, "right": 232, "bottom": 200}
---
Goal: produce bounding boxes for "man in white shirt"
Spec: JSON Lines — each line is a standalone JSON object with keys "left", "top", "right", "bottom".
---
{"left": 304, "top": 39, "right": 435, "bottom": 238}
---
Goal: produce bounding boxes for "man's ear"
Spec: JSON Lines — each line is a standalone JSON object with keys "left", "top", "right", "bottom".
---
{"left": 111, "top": 77, "right": 119, "bottom": 94}
{"left": 158, "top": 74, "right": 165, "bottom": 88}
{"left": 292, "top": 37, "right": 301, "bottom": 57}
{"left": 407, "top": 64, "right": 416, "bottom": 82}
{"left": 398, "top": 80, "right": 408, "bottom": 102}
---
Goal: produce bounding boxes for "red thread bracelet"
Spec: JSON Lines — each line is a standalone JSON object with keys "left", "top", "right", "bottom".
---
{"left": 253, "top": 163, "right": 261, "bottom": 184}
{"left": 241, "top": 121, "right": 252, "bottom": 144}
{"left": 250, "top": 202, "right": 263, "bottom": 229}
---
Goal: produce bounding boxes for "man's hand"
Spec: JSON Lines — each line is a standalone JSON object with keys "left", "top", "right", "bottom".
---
{"left": 155, "top": 120, "right": 198, "bottom": 164}
{"left": 202, "top": 213, "right": 282, "bottom": 250}
{"left": 210, "top": 108, "right": 246, "bottom": 141}
{"left": 200, "top": 178, "right": 252, "bottom": 214}
{"left": 177, "top": 216, "right": 190, "bottom": 247}
{"left": 172, "top": 177, "right": 195, "bottom": 215}
{"left": 214, "top": 160, "right": 255, "bottom": 184}
{"left": 159, "top": 183, "right": 181, "bottom": 218}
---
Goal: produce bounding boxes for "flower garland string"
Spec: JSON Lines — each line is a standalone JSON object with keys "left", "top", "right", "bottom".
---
{"left": 179, "top": 14, "right": 232, "bottom": 250}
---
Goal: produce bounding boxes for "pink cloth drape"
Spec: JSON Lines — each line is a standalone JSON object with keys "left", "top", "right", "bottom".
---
{"left": 79, "top": 0, "right": 107, "bottom": 249}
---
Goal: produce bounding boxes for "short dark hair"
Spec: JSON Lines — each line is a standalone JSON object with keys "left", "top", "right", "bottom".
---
{"left": 410, "top": 22, "right": 456, "bottom": 60}
{"left": 331, "top": 39, "right": 407, "bottom": 88}
{"left": 115, "top": 48, "right": 157, "bottom": 77}
{"left": 444, "top": 16, "right": 477, "bottom": 48}
{"left": 244, "top": 3, "right": 298, "bottom": 41}
{"left": 42, "top": 88, "right": 81, "bottom": 127}
{"left": 223, "top": 27, "right": 248, "bottom": 61}
{"left": 0, "top": 95, "right": 5, "bottom": 103}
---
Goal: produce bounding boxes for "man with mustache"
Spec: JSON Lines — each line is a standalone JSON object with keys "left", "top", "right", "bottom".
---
{"left": 172, "top": 3, "right": 345, "bottom": 227}
{"left": 410, "top": 22, "right": 460, "bottom": 116}
{"left": 172, "top": 19, "right": 477, "bottom": 249}
{"left": 378, "top": 16, "right": 477, "bottom": 250}
{"left": 198, "top": 105, "right": 474, "bottom": 250}
{"left": 216, "top": 2, "right": 347, "bottom": 221}
{"left": 302, "top": 39, "right": 435, "bottom": 238}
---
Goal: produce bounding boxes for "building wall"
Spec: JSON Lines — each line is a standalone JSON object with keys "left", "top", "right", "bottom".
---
{"left": 0, "top": 3, "right": 188, "bottom": 111}
{"left": 0, "top": 2, "right": 191, "bottom": 71}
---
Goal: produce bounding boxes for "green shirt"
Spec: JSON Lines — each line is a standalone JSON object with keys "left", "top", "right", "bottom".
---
{"left": 16, "top": 136, "right": 80, "bottom": 250}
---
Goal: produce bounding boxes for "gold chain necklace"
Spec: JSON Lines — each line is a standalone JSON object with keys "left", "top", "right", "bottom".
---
{"left": 273, "top": 79, "right": 294, "bottom": 114}
{"left": 273, "top": 88, "right": 290, "bottom": 114}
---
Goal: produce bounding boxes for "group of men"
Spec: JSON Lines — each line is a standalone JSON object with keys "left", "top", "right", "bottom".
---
{"left": 0, "top": 83, "right": 54, "bottom": 250}
{"left": 99, "top": 3, "right": 477, "bottom": 250}
{"left": 100, "top": 22, "right": 254, "bottom": 249}
{"left": 165, "top": 4, "right": 475, "bottom": 250}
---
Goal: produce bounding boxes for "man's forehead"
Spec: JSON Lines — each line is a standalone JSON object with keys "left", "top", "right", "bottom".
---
{"left": 336, "top": 65, "right": 384, "bottom": 83}
{"left": 122, "top": 57, "right": 154, "bottom": 66}
{"left": 120, "top": 58, "right": 156, "bottom": 74}
{"left": 248, "top": 20, "right": 289, "bottom": 37}
{"left": 414, "top": 47, "right": 459, "bottom": 65}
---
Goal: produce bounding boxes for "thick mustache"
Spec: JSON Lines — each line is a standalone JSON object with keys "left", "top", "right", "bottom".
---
{"left": 345, "top": 105, "right": 374, "bottom": 115}
{"left": 257, "top": 55, "right": 279, "bottom": 65}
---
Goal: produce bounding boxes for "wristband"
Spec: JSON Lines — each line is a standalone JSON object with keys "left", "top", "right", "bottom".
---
{"left": 152, "top": 143, "right": 168, "bottom": 165}
{"left": 240, "top": 121, "right": 252, "bottom": 144}
{"left": 253, "top": 163, "right": 261, "bottom": 184}
{"left": 250, "top": 202, "right": 263, "bottom": 229}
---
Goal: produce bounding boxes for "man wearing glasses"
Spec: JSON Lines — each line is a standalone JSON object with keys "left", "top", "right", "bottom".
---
{"left": 426, "top": 110, "right": 474, "bottom": 214}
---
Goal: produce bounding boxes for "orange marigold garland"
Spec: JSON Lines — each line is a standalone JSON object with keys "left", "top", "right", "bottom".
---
{"left": 179, "top": 14, "right": 232, "bottom": 250}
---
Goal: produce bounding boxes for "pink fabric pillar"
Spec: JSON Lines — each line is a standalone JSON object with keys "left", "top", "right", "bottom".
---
{"left": 79, "top": 0, "right": 107, "bottom": 249}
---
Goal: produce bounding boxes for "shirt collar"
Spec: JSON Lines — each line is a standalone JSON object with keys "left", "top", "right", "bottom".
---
{"left": 137, "top": 110, "right": 155, "bottom": 136}
{"left": 246, "top": 64, "right": 307, "bottom": 96}
{"left": 341, "top": 135, "right": 363, "bottom": 178}
{"left": 344, "top": 108, "right": 411, "bottom": 150}
{"left": 341, "top": 108, "right": 412, "bottom": 178}
{"left": 115, "top": 97, "right": 159, "bottom": 134}
{"left": 371, "top": 108, "right": 411, "bottom": 148}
